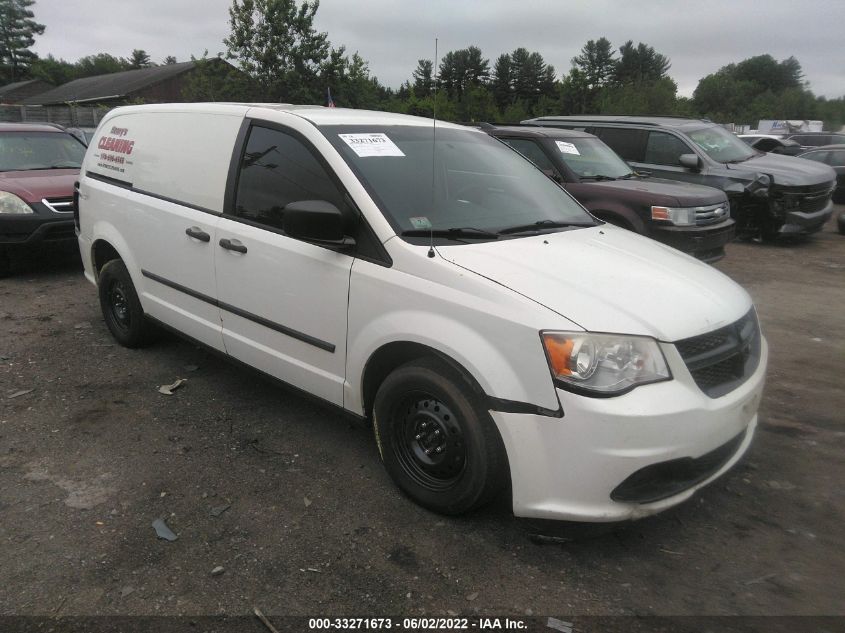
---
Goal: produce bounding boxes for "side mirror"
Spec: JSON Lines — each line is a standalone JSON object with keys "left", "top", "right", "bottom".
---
{"left": 679, "top": 153, "right": 702, "bottom": 170}
{"left": 282, "top": 200, "right": 354, "bottom": 247}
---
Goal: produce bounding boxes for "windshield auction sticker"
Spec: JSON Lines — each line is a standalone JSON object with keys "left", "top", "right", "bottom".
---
{"left": 555, "top": 141, "right": 580, "bottom": 155}
{"left": 339, "top": 133, "right": 405, "bottom": 157}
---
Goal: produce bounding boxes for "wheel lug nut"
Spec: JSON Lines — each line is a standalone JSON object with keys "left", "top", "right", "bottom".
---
{"left": 415, "top": 434, "right": 422, "bottom": 440}
{"left": 425, "top": 449, "right": 432, "bottom": 455}
{"left": 421, "top": 422, "right": 427, "bottom": 429}
{"left": 435, "top": 447, "right": 443, "bottom": 453}
{"left": 434, "top": 430, "right": 440, "bottom": 436}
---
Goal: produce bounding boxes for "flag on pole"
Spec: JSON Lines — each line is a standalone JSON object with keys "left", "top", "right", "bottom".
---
{"left": 327, "top": 87, "right": 335, "bottom": 108}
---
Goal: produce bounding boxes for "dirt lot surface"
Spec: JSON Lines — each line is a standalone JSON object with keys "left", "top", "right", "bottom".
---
{"left": 1, "top": 211, "right": 843, "bottom": 623}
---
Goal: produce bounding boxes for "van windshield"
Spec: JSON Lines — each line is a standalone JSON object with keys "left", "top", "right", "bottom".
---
{"left": 320, "top": 125, "right": 595, "bottom": 241}
{"left": 0, "top": 131, "right": 86, "bottom": 172}
{"left": 688, "top": 126, "right": 757, "bottom": 164}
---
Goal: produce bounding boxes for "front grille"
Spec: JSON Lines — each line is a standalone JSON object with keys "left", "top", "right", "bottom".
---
{"left": 694, "top": 203, "right": 730, "bottom": 226}
{"left": 675, "top": 309, "right": 761, "bottom": 398}
{"left": 772, "top": 183, "right": 834, "bottom": 215}
{"left": 42, "top": 196, "right": 75, "bottom": 213}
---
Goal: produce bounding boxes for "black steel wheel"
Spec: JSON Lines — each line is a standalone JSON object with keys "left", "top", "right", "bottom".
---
{"left": 0, "top": 249, "right": 10, "bottom": 278}
{"left": 98, "top": 259, "right": 158, "bottom": 348}
{"left": 373, "top": 357, "right": 508, "bottom": 515}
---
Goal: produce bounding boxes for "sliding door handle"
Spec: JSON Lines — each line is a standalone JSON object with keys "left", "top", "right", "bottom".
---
{"left": 185, "top": 226, "right": 210, "bottom": 242}
{"left": 219, "top": 238, "right": 247, "bottom": 254}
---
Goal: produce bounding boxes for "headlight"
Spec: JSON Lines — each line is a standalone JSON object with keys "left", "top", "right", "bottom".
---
{"left": 651, "top": 205, "right": 695, "bottom": 226}
{"left": 0, "top": 192, "right": 34, "bottom": 214}
{"left": 541, "top": 331, "right": 671, "bottom": 396}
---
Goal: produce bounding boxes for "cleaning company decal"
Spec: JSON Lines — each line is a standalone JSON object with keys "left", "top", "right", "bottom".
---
{"left": 95, "top": 126, "right": 135, "bottom": 175}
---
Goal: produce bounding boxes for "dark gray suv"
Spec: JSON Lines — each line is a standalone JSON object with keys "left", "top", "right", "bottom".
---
{"left": 524, "top": 115, "right": 837, "bottom": 240}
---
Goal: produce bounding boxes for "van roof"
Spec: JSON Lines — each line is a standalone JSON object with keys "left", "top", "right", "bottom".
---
{"left": 104, "top": 103, "right": 474, "bottom": 131}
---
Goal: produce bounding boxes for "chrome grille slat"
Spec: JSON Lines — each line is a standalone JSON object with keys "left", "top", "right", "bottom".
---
{"left": 675, "top": 309, "right": 761, "bottom": 398}
{"left": 42, "top": 197, "right": 75, "bottom": 213}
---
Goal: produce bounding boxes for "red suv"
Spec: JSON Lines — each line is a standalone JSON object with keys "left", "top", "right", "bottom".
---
{"left": 0, "top": 123, "right": 86, "bottom": 276}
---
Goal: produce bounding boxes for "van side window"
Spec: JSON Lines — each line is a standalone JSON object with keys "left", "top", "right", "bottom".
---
{"left": 234, "top": 126, "right": 345, "bottom": 231}
{"left": 644, "top": 131, "right": 693, "bottom": 166}
{"left": 502, "top": 138, "right": 556, "bottom": 172}
{"left": 594, "top": 128, "right": 646, "bottom": 162}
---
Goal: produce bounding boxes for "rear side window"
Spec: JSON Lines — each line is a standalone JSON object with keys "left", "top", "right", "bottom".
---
{"left": 792, "top": 135, "right": 827, "bottom": 146}
{"left": 593, "top": 127, "right": 646, "bottom": 162}
{"left": 644, "top": 131, "right": 692, "bottom": 166}
{"left": 500, "top": 138, "right": 556, "bottom": 172}
{"left": 828, "top": 150, "right": 845, "bottom": 166}
{"left": 234, "top": 126, "right": 345, "bottom": 232}
{"left": 801, "top": 151, "right": 829, "bottom": 164}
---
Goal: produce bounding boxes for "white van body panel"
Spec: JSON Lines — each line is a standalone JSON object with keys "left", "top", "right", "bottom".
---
{"left": 436, "top": 224, "right": 751, "bottom": 342}
{"left": 77, "top": 103, "right": 767, "bottom": 523}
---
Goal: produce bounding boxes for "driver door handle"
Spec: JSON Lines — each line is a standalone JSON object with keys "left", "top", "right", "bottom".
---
{"left": 185, "top": 226, "right": 211, "bottom": 242}
{"left": 219, "top": 238, "right": 248, "bottom": 254}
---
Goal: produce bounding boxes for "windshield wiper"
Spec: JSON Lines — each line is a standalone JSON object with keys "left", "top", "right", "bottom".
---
{"left": 497, "top": 219, "right": 593, "bottom": 235}
{"left": 579, "top": 174, "right": 618, "bottom": 181}
{"left": 618, "top": 172, "right": 639, "bottom": 179}
{"left": 401, "top": 227, "right": 500, "bottom": 240}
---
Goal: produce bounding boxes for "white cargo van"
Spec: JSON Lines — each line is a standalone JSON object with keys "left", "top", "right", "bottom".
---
{"left": 76, "top": 104, "right": 767, "bottom": 522}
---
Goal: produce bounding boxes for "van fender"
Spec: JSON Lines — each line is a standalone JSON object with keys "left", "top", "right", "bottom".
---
{"left": 345, "top": 309, "right": 560, "bottom": 417}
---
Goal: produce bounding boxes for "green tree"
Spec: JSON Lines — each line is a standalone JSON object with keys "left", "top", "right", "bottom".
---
{"left": 225, "top": 0, "right": 330, "bottom": 102}
{"left": 492, "top": 48, "right": 556, "bottom": 112}
{"left": 0, "top": 0, "right": 45, "bottom": 82}
{"left": 163, "top": 55, "right": 178, "bottom": 65}
{"left": 75, "top": 53, "right": 129, "bottom": 78}
{"left": 571, "top": 37, "right": 616, "bottom": 90}
{"left": 128, "top": 49, "right": 153, "bottom": 69}
{"left": 613, "top": 41, "right": 670, "bottom": 85}
{"left": 412, "top": 59, "right": 433, "bottom": 97}
{"left": 692, "top": 55, "right": 813, "bottom": 125}
{"left": 30, "top": 53, "right": 74, "bottom": 85}
{"left": 438, "top": 46, "right": 489, "bottom": 99}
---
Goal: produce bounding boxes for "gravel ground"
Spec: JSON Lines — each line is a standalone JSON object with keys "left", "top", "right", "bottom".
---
{"left": 1, "top": 210, "right": 843, "bottom": 621}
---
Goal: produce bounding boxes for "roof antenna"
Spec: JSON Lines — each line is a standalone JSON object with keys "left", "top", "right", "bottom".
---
{"left": 428, "top": 37, "right": 438, "bottom": 259}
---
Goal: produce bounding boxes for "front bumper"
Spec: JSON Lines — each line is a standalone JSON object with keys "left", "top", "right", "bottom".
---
{"left": 778, "top": 200, "right": 833, "bottom": 236}
{"left": 651, "top": 219, "right": 736, "bottom": 263}
{"left": 0, "top": 201, "right": 76, "bottom": 248}
{"left": 490, "top": 336, "right": 767, "bottom": 522}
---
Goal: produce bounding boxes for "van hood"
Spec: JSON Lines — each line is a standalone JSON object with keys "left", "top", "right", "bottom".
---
{"left": 726, "top": 153, "right": 836, "bottom": 187}
{"left": 436, "top": 225, "right": 750, "bottom": 341}
{"left": 589, "top": 176, "right": 726, "bottom": 207}
{"left": 0, "top": 169, "right": 79, "bottom": 203}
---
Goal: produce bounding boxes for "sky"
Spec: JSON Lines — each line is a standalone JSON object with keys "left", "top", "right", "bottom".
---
{"left": 30, "top": 0, "right": 845, "bottom": 99}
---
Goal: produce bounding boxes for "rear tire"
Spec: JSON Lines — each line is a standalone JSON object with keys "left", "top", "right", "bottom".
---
{"left": 98, "top": 259, "right": 157, "bottom": 348}
{"left": 837, "top": 211, "right": 845, "bottom": 235}
{"left": 373, "top": 357, "right": 508, "bottom": 515}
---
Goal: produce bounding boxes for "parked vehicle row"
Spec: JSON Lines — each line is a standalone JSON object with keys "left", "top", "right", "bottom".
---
{"left": 523, "top": 115, "right": 837, "bottom": 240}
{"left": 0, "top": 122, "right": 85, "bottom": 276}
{"left": 76, "top": 104, "right": 767, "bottom": 523}
{"left": 479, "top": 124, "right": 734, "bottom": 262}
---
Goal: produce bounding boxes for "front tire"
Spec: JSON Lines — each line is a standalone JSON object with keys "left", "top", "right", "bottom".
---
{"left": 373, "top": 358, "right": 508, "bottom": 515}
{"left": 98, "top": 259, "right": 157, "bottom": 348}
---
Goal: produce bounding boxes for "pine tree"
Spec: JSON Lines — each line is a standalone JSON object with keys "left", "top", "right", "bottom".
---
{"left": 0, "top": 0, "right": 45, "bottom": 82}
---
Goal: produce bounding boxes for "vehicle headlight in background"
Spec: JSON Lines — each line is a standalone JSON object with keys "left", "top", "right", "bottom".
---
{"left": 651, "top": 205, "right": 696, "bottom": 226}
{"left": 0, "top": 192, "right": 34, "bottom": 214}
{"left": 541, "top": 331, "right": 671, "bottom": 396}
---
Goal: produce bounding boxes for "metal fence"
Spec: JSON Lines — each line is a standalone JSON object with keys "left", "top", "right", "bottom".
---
{"left": 0, "top": 105, "right": 111, "bottom": 129}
